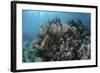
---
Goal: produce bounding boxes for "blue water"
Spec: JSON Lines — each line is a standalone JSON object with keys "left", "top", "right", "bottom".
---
{"left": 22, "top": 10, "right": 91, "bottom": 47}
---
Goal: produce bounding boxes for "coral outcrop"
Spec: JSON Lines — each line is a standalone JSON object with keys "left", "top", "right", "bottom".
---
{"left": 23, "top": 17, "right": 91, "bottom": 62}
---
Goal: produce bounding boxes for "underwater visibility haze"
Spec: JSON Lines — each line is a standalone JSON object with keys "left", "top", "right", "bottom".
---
{"left": 22, "top": 10, "right": 91, "bottom": 62}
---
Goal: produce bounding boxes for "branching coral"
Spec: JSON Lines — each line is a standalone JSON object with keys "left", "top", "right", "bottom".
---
{"left": 31, "top": 17, "right": 91, "bottom": 61}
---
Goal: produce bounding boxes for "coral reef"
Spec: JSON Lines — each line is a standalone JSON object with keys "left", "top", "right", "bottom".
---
{"left": 23, "top": 17, "right": 91, "bottom": 62}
